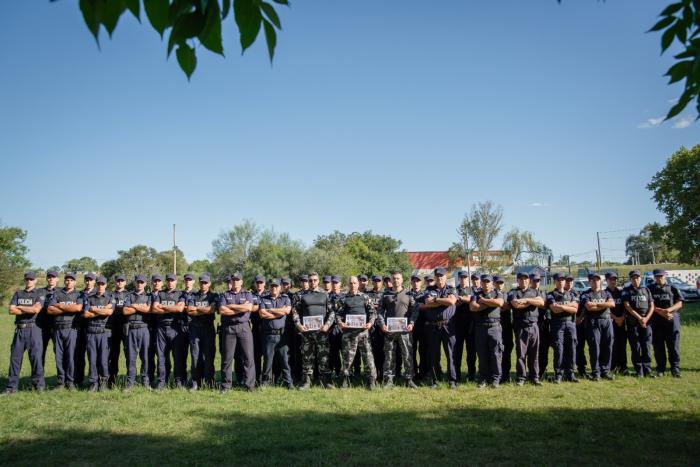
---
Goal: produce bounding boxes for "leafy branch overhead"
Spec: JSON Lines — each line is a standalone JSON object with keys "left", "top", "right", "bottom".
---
{"left": 649, "top": 1, "right": 700, "bottom": 120}
{"left": 75, "top": 0, "right": 289, "bottom": 79}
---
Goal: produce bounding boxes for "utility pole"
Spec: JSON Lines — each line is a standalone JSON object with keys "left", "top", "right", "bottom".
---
{"left": 596, "top": 231, "right": 602, "bottom": 271}
{"left": 173, "top": 224, "right": 177, "bottom": 275}
{"left": 651, "top": 244, "right": 656, "bottom": 265}
{"left": 464, "top": 235, "right": 472, "bottom": 282}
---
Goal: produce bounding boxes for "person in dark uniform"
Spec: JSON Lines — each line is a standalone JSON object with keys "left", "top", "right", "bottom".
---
{"left": 409, "top": 275, "right": 427, "bottom": 381}
{"left": 508, "top": 272, "right": 544, "bottom": 386}
{"left": 328, "top": 275, "right": 344, "bottom": 379}
{"left": 469, "top": 275, "right": 505, "bottom": 389}
{"left": 179, "top": 273, "right": 196, "bottom": 385}
{"left": 358, "top": 274, "right": 369, "bottom": 293}
{"left": 46, "top": 272, "right": 82, "bottom": 390}
{"left": 287, "top": 275, "right": 308, "bottom": 382}
{"left": 37, "top": 270, "right": 58, "bottom": 368}
{"left": 454, "top": 271, "right": 472, "bottom": 383}
{"left": 546, "top": 273, "right": 579, "bottom": 383}
{"left": 606, "top": 273, "right": 628, "bottom": 374}
{"left": 336, "top": 276, "right": 377, "bottom": 389}
{"left": 108, "top": 274, "right": 129, "bottom": 388}
{"left": 82, "top": 276, "right": 115, "bottom": 391}
{"left": 292, "top": 272, "right": 336, "bottom": 389}
{"left": 567, "top": 274, "right": 588, "bottom": 378}
{"left": 622, "top": 270, "right": 655, "bottom": 378}
{"left": 581, "top": 272, "right": 616, "bottom": 381}
{"left": 366, "top": 275, "right": 385, "bottom": 382}
{"left": 218, "top": 272, "right": 256, "bottom": 392}
{"left": 418, "top": 268, "right": 458, "bottom": 388}
{"left": 495, "top": 276, "right": 513, "bottom": 383}
{"left": 147, "top": 274, "right": 164, "bottom": 385}
{"left": 74, "top": 272, "right": 96, "bottom": 388}
{"left": 151, "top": 274, "right": 186, "bottom": 389}
{"left": 258, "top": 279, "right": 294, "bottom": 389}
{"left": 122, "top": 275, "right": 152, "bottom": 390}
{"left": 2, "top": 272, "right": 46, "bottom": 395}
{"left": 529, "top": 273, "right": 550, "bottom": 380}
{"left": 249, "top": 275, "right": 267, "bottom": 384}
{"left": 322, "top": 275, "right": 332, "bottom": 294}
{"left": 186, "top": 274, "right": 217, "bottom": 390}
{"left": 649, "top": 269, "right": 684, "bottom": 378}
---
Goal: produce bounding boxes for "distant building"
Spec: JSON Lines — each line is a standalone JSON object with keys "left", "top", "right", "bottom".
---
{"left": 408, "top": 250, "right": 512, "bottom": 283}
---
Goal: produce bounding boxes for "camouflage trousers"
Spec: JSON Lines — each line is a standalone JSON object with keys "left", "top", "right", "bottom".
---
{"left": 383, "top": 332, "right": 413, "bottom": 379}
{"left": 342, "top": 330, "right": 376, "bottom": 379}
{"left": 301, "top": 331, "right": 331, "bottom": 377}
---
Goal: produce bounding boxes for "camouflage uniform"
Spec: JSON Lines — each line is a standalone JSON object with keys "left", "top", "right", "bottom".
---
{"left": 365, "top": 288, "right": 384, "bottom": 379}
{"left": 327, "top": 291, "right": 343, "bottom": 376}
{"left": 335, "top": 292, "right": 377, "bottom": 379}
{"left": 292, "top": 289, "right": 335, "bottom": 382}
{"left": 408, "top": 288, "right": 426, "bottom": 379}
{"left": 377, "top": 288, "right": 418, "bottom": 382}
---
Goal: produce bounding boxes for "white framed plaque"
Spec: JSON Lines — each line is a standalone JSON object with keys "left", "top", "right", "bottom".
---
{"left": 346, "top": 314, "right": 367, "bottom": 328}
{"left": 303, "top": 315, "right": 324, "bottom": 331}
{"left": 387, "top": 317, "right": 408, "bottom": 332}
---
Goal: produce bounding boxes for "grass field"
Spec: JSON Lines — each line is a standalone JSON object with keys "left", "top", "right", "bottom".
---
{"left": 1, "top": 303, "right": 699, "bottom": 465}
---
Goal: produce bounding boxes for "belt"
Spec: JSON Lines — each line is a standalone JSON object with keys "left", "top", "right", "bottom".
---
{"left": 425, "top": 320, "right": 449, "bottom": 327}
{"left": 264, "top": 328, "right": 285, "bottom": 335}
{"left": 128, "top": 323, "right": 148, "bottom": 329}
{"left": 86, "top": 327, "right": 110, "bottom": 334}
{"left": 551, "top": 315, "right": 575, "bottom": 322}
{"left": 16, "top": 323, "right": 35, "bottom": 329}
{"left": 53, "top": 323, "right": 75, "bottom": 330}
{"left": 586, "top": 314, "right": 611, "bottom": 320}
{"left": 477, "top": 321, "right": 501, "bottom": 328}
{"left": 157, "top": 321, "right": 176, "bottom": 328}
{"left": 513, "top": 320, "right": 537, "bottom": 328}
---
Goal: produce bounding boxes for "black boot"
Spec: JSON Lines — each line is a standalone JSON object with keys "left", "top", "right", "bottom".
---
{"left": 299, "top": 375, "right": 311, "bottom": 391}
{"left": 383, "top": 377, "right": 394, "bottom": 389}
{"left": 368, "top": 377, "right": 376, "bottom": 391}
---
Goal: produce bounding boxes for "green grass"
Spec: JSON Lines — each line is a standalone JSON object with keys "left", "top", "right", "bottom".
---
{"left": 1, "top": 303, "right": 699, "bottom": 465}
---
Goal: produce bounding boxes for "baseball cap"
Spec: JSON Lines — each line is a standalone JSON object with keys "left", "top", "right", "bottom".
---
{"left": 652, "top": 269, "right": 666, "bottom": 277}
{"left": 165, "top": 273, "right": 177, "bottom": 281}
{"left": 269, "top": 278, "right": 281, "bottom": 286}
{"left": 281, "top": 277, "right": 291, "bottom": 285}
{"left": 184, "top": 273, "right": 194, "bottom": 281}
{"left": 46, "top": 270, "right": 59, "bottom": 278}
{"left": 231, "top": 272, "right": 242, "bottom": 281}
{"left": 96, "top": 276, "right": 107, "bottom": 284}
{"left": 529, "top": 273, "right": 541, "bottom": 281}
{"left": 481, "top": 274, "right": 493, "bottom": 282}
{"left": 199, "top": 274, "right": 211, "bottom": 283}
{"left": 85, "top": 272, "right": 97, "bottom": 281}
{"left": 629, "top": 270, "right": 642, "bottom": 278}
{"left": 493, "top": 275, "right": 504, "bottom": 283}
{"left": 372, "top": 275, "right": 382, "bottom": 282}
{"left": 322, "top": 275, "right": 331, "bottom": 283}
{"left": 590, "top": 272, "right": 602, "bottom": 279}
{"left": 151, "top": 274, "right": 163, "bottom": 281}
{"left": 410, "top": 274, "right": 421, "bottom": 281}
{"left": 331, "top": 275, "right": 341, "bottom": 283}
{"left": 300, "top": 274, "right": 309, "bottom": 282}
{"left": 553, "top": 273, "right": 565, "bottom": 281}
{"left": 64, "top": 272, "right": 76, "bottom": 280}
{"left": 358, "top": 274, "right": 368, "bottom": 281}
{"left": 134, "top": 274, "right": 147, "bottom": 282}
{"left": 115, "top": 274, "right": 126, "bottom": 282}
{"left": 434, "top": 267, "right": 446, "bottom": 276}
{"left": 255, "top": 275, "right": 265, "bottom": 283}
{"left": 458, "top": 271, "right": 468, "bottom": 278}
{"left": 24, "top": 271, "right": 37, "bottom": 280}
{"left": 607, "top": 272, "right": 618, "bottom": 279}
{"left": 516, "top": 272, "right": 529, "bottom": 279}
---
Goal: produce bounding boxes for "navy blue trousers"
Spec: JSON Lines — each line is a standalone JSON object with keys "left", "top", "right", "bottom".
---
{"left": 651, "top": 313, "right": 681, "bottom": 373}
{"left": 550, "top": 318, "right": 577, "bottom": 379}
{"left": 585, "top": 317, "right": 614, "bottom": 378}
{"left": 53, "top": 327, "right": 77, "bottom": 385}
{"left": 126, "top": 326, "right": 150, "bottom": 387}
{"left": 7, "top": 326, "right": 45, "bottom": 390}
{"left": 627, "top": 318, "right": 653, "bottom": 376}
{"left": 86, "top": 329, "right": 111, "bottom": 384}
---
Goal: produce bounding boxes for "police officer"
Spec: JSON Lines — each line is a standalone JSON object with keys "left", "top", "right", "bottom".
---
{"left": 366, "top": 275, "right": 385, "bottom": 381}
{"left": 2, "top": 272, "right": 46, "bottom": 395}
{"left": 454, "top": 271, "right": 473, "bottom": 383}
{"left": 495, "top": 276, "right": 514, "bottom": 383}
{"left": 74, "top": 272, "right": 96, "bottom": 388}
{"left": 292, "top": 272, "right": 336, "bottom": 390}
{"left": 377, "top": 272, "right": 419, "bottom": 388}
{"left": 122, "top": 275, "right": 152, "bottom": 390}
{"left": 249, "top": 275, "right": 267, "bottom": 384}
{"left": 546, "top": 273, "right": 579, "bottom": 383}
{"left": 469, "top": 275, "right": 505, "bottom": 389}
{"left": 151, "top": 273, "right": 187, "bottom": 389}
{"left": 358, "top": 274, "right": 369, "bottom": 293}
{"left": 508, "top": 272, "right": 544, "bottom": 386}
{"left": 530, "top": 273, "right": 550, "bottom": 380}
{"left": 567, "top": 274, "right": 588, "bottom": 378}
{"left": 606, "top": 273, "right": 628, "bottom": 374}
{"left": 288, "top": 275, "right": 308, "bottom": 382}
{"left": 328, "top": 275, "right": 344, "bottom": 378}
{"left": 258, "top": 279, "right": 294, "bottom": 389}
{"left": 336, "top": 276, "right": 376, "bottom": 389}
{"left": 218, "top": 272, "right": 257, "bottom": 392}
{"left": 147, "top": 274, "right": 164, "bottom": 385}
{"left": 82, "top": 276, "right": 115, "bottom": 391}
{"left": 622, "top": 270, "right": 655, "bottom": 378}
{"left": 418, "top": 267, "right": 458, "bottom": 388}
{"left": 186, "top": 274, "right": 218, "bottom": 389}
{"left": 409, "top": 275, "right": 426, "bottom": 381}
{"left": 37, "top": 270, "right": 58, "bottom": 367}
{"left": 46, "top": 272, "right": 82, "bottom": 390}
{"left": 649, "top": 269, "right": 683, "bottom": 378}
{"left": 108, "top": 274, "right": 129, "bottom": 388}
{"left": 180, "top": 273, "right": 196, "bottom": 384}
{"left": 322, "top": 275, "right": 332, "bottom": 293}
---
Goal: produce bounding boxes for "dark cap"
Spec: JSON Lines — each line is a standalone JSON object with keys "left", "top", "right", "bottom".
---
{"left": 493, "top": 275, "right": 504, "bottom": 283}
{"left": 434, "top": 267, "right": 446, "bottom": 276}
{"left": 383, "top": 275, "right": 391, "bottom": 282}
{"left": 457, "top": 271, "right": 468, "bottom": 278}
{"left": 565, "top": 275, "right": 574, "bottom": 281}
{"left": 115, "top": 274, "right": 126, "bottom": 282}
{"left": 165, "top": 274, "right": 177, "bottom": 281}
{"left": 300, "top": 275, "right": 309, "bottom": 282}
{"left": 553, "top": 273, "right": 565, "bottom": 281}
{"left": 629, "top": 270, "right": 642, "bottom": 278}
{"left": 516, "top": 272, "right": 529, "bottom": 279}
{"left": 269, "top": 278, "right": 281, "bottom": 286}
{"left": 590, "top": 272, "right": 602, "bottom": 279}
{"left": 151, "top": 274, "right": 163, "bottom": 282}
{"left": 529, "top": 273, "right": 541, "bottom": 281}
{"left": 281, "top": 277, "right": 291, "bottom": 285}
{"left": 424, "top": 274, "right": 435, "bottom": 281}
{"left": 481, "top": 274, "right": 493, "bottom": 282}
{"left": 358, "top": 274, "right": 368, "bottom": 281}
{"left": 184, "top": 273, "right": 194, "bottom": 281}
{"left": 652, "top": 269, "right": 666, "bottom": 276}
{"left": 46, "top": 270, "right": 59, "bottom": 278}
{"left": 322, "top": 275, "right": 331, "bottom": 283}
{"left": 85, "top": 272, "right": 97, "bottom": 281}
{"left": 331, "top": 275, "right": 341, "bottom": 283}
{"left": 224, "top": 274, "right": 231, "bottom": 282}
{"left": 410, "top": 274, "right": 421, "bottom": 281}
{"left": 471, "top": 274, "right": 480, "bottom": 280}
{"left": 64, "top": 272, "right": 76, "bottom": 280}
{"left": 604, "top": 272, "right": 612, "bottom": 280}
{"left": 607, "top": 272, "right": 618, "bottom": 279}
{"left": 24, "top": 271, "right": 37, "bottom": 280}
{"left": 255, "top": 275, "right": 265, "bottom": 283}
{"left": 134, "top": 274, "right": 147, "bottom": 282}
{"left": 199, "top": 274, "right": 211, "bottom": 283}
{"left": 96, "top": 276, "right": 107, "bottom": 284}
{"left": 372, "top": 275, "right": 382, "bottom": 282}
{"left": 231, "top": 272, "right": 242, "bottom": 281}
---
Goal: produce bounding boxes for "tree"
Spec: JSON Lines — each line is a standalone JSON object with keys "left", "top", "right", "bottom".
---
{"left": 188, "top": 259, "right": 213, "bottom": 277}
{"left": 502, "top": 228, "right": 537, "bottom": 264}
{"left": 454, "top": 202, "right": 503, "bottom": 273}
{"left": 247, "top": 230, "right": 306, "bottom": 284}
{"left": 63, "top": 256, "right": 99, "bottom": 274}
{"left": 647, "top": 145, "right": 700, "bottom": 263}
{"left": 100, "top": 245, "right": 161, "bottom": 283}
{"left": 68, "top": 0, "right": 288, "bottom": 79}
{"left": 0, "top": 225, "right": 32, "bottom": 301}
{"left": 625, "top": 223, "right": 678, "bottom": 265}
{"left": 210, "top": 220, "right": 261, "bottom": 282}
{"left": 156, "top": 246, "right": 188, "bottom": 275}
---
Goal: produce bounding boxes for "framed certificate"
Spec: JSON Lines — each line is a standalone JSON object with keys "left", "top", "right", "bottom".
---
{"left": 303, "top": 315, "right": 324, "bottom": 331}
{"left": 387, "top": 317, "right": 408, "bottom": 332}
{"left": 345, "top": 314, "right": 367, "bottom": 328}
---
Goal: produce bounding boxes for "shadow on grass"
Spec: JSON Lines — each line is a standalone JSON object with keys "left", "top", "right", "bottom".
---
{"left": 0, "top": 406, "right": 697, "bottom": 465}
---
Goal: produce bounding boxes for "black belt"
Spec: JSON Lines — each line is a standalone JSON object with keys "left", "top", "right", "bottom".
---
{"left": 514, "top": 320, "right": 537, "bottom": 328}
{"left": 16, "top": 323, "right": 35, "bottom": 329}
{"left": 128, "top": 323, "right": 148, "bottom": 329}
{"left": 264, "top": 328, "right": 285, "bottom": 335}
{"left": 551, "top": 315, "right": 575, "bottom": 322}
{"left": 586, "top": 314, "right": 611, "bottom": 320}
{"left": 157, "top": 321, "right": 176, "bottom": 328}
{"left": 53, "top": 323, "right": 75, "bottom": 330}
{"left": 477, "top": 321, "right": 501, "bottom": 328}
{"left": 86, "top": 327, "right": 111, "bottom": 334}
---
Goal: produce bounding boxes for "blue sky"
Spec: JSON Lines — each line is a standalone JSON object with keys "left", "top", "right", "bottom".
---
{"left": 0, "top": 1, "right": 696, "bottom": 269}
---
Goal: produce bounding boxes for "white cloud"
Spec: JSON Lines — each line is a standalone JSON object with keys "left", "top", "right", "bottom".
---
{"left": 530, "top": 202, "right": 550, "bottom": 208}
{"left": 668, "top": 98, "right": 679, "bottom": 104}
{"left": 673, "top": 116, "right": 692, "bottom": 129}
{"left": 637, "top": 117, "right": 664, "bottom": 129}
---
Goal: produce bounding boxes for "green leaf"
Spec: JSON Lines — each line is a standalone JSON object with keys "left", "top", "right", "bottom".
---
{"left": 144, "top": 0, "right": 170, "bottom": 37}
{"left": 666, "top": 89, "right": 694, "bottom": 119}
{"left": 125, "top": 0, "right": 140, "bottom": 20}
{"left": 662, "top": 24, "right": 678, "bottom": 52}
{"left": 235, "top": 0, "right": 263, "bottom": 53}
{"left": 676, "top": 22, "right": 688, "bottom": 43}
{"left": 101, "top": 0, "right": 127, "bottom": 37}
{"left": 167, "top": 11, "right": 206, "bottom": 56}
{"left": 660, "top": 2, "right": 683, "bottom": 16}
{"left": 271, "top": 0, "right": 289, "bottom": 5}
{"left": 199, "top": 1, "right": 224, "bottom": 55}
{"left": 648, "top": 15, "right": 675, "bottom": 33}
{"left": 176, "top": 42, "right": 197, "bottom": 80}
{"left": 79, "top": 0, "right": 102, "bottom": 44}
{"left": 665, "top": 60, "right": 692, "bottom": 83}
{"left": 263, "top": 18, "right": 276, "bottom": 62}
{"left": 222, "top": 0, "right": 231, "bottom": 19}
{"left": 261, "top": 2, "right": 281, "bottom": 29}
